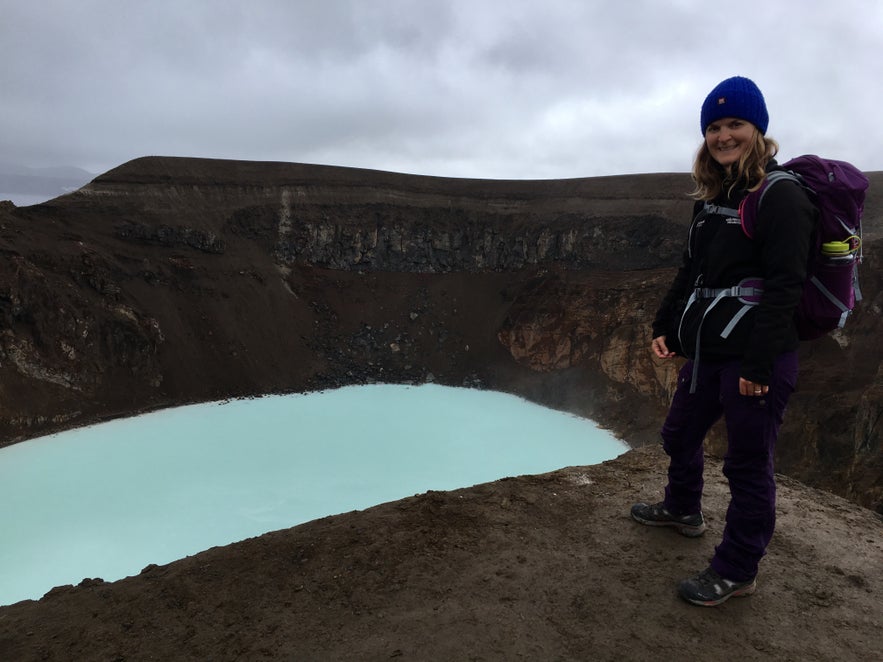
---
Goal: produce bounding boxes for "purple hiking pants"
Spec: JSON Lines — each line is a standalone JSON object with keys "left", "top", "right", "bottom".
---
{"left": 661, "top": 351, "right": 799, "bottom": 582}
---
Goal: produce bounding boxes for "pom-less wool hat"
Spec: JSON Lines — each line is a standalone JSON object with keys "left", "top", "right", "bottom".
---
{"left": 700, "top": 76, "right": 769, "bottom": 135}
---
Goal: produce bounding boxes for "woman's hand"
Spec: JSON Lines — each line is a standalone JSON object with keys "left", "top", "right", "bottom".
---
{"left": 651, "top": 335, "right": 677, "bottom": 359}
{"left": 739, "top": 377, "right": 768, "bottom": 397}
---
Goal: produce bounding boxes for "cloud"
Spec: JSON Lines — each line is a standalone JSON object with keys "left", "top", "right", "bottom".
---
{"left": 1, "top": 0, "right": 880, "bottom": 178}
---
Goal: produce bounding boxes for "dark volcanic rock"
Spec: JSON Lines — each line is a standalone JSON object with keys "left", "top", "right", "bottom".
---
{"left": 0, "top": 156, "right": 881, "bottom": 516}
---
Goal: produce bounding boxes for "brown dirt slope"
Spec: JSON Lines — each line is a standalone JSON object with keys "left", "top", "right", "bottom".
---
{"left": 0, "top": 445, "right": 880, "bottom": 662}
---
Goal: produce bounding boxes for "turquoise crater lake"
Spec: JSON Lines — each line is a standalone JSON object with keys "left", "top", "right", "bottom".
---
{"left": 0, "top": 384, "right": 628, "bottom": 606}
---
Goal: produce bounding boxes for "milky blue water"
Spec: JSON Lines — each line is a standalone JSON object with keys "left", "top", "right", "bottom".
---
{"left": 0, "top": 384, "right": 627, "bottom": 606}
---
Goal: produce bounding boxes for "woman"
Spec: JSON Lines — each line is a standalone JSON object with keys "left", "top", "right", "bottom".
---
{"left": 631, "top": 76, "right": 817, "bottom": 606}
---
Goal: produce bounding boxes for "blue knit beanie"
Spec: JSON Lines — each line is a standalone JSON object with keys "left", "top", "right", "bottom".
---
{"left": 700, "top": 76, "right": 768, "bottom": 135}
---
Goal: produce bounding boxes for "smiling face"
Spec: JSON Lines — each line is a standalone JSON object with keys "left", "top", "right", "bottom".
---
{"left": 704, "top": 117, "right": 757, "bottom": 167}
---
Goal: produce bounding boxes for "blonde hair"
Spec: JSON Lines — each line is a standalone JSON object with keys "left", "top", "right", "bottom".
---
{"left": 690, "top": 130, "right": 779, "bottom": 200}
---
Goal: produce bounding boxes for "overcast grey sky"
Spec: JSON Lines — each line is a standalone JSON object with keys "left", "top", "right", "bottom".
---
{"left": 2, "top": 0, "right": 881, "bottom": 179}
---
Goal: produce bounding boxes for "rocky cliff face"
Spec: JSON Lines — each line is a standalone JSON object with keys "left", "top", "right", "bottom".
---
{"left": 0, "top": 157, "right": 880, "bottom": 512}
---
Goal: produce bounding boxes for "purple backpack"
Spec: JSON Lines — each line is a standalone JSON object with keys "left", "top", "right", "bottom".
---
{"left": 738, "top": 155, "right": 869, "bottom": 340}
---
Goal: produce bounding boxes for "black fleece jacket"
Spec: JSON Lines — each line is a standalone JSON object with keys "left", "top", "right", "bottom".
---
{"left": 652, "top": 164, "right": 817, "bottom": 384}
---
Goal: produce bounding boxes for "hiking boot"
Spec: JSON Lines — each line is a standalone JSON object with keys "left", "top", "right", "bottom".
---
{"left": 678, "top": 566, "right": 757, "bottom": 606}
{"left": 630, "top": 501, "right": 706, "bottom": 537}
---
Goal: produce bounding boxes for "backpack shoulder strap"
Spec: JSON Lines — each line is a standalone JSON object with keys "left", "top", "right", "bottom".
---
{"left": 740, "top": 170, "right": 803, "bottom": 239}
{"left": 757, "top": 170, "right": 804, "bottom": 206}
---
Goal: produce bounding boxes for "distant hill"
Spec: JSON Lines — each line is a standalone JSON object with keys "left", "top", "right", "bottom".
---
{"left": 0, "top": 162, "right": 95, "bottom": 205}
